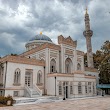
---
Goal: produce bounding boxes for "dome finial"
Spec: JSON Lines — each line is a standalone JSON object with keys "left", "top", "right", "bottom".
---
{"left": 85, "top": 7, "right": 88, "bottom": 14}
{"left": 40, "top": 32, "right": 42, "bottom": 35}
{"left": 85, "top": 0, "right": 88, "bottom": 15}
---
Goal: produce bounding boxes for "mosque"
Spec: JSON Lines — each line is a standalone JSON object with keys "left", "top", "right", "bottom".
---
{"left": 0, "top": 9, "right": 98, "bottom": 99}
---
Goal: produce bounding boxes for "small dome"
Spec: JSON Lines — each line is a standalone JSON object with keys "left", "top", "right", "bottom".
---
{"left": 29, "top": 33, "right": 52, "bottom": 42}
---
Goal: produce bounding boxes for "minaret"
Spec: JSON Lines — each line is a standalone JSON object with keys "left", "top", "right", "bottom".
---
{"left": 83, "top": 8, "right": 94, "bottom": 68}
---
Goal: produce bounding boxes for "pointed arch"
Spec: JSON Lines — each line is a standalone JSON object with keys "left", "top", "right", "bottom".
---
{"left": 14, "top": 68, "right": 21, "bottom": 84}
{"left": 77, "top": 63, "right": 81, "bottom": 70}
{"left": 37, "top": 70, "right": 42, "bottom": 84}
{"left": 65, "top": 58, "right": 73, "bottom": 73}
{"left": 50, "top": 59, "right": 56, "bottom": 73}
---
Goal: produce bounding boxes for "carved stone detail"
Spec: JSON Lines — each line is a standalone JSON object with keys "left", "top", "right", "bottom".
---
{"left": 58, "top": 35, "right": 77, "bottom": 47}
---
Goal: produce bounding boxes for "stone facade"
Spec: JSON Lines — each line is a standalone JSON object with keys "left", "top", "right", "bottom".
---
{"left": 0, "top": 34, "right": 97, "bottom": 98}
{"left": 0, "top": 9, "right": 98, "bottom": 98}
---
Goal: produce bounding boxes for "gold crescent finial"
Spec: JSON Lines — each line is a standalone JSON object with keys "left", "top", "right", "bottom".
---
{"left": 85, "top": 7, "right": 88, "bottom": 14}
{"left": 40, "top": 32, "right": 42, "bottom": 35}
{"left": 85, "top": 0, "right": 88, "bottom": 14}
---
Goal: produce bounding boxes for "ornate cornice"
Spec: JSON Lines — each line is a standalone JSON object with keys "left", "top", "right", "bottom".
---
{"left": 77, "top": 50, "right": 84, "bottom": 56}
{"left": 58, "top": 35, "right": 77, "bottom": 47}
{"left": 85, "top": 75, "right": 96, "bottom": 79}
{"left": 85, "top": 67, "right": 98, "bottom": 72}
{"left": 65, "top": 49, "right": 73, "bottom": 55}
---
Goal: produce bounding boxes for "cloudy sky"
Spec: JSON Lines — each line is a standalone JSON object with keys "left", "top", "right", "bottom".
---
{"left": 0, "top": 0, "right": 110, "bottom": 57}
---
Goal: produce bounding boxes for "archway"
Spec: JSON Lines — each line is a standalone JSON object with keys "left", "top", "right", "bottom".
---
{"left": 65, "top": 58, "right": 73, "bottom": 73}
{"left": 50, "top": 59, "right": 56, "bottom": 73}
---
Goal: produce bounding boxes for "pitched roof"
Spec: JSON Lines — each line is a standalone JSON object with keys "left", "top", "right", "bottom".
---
{"left": 0, "top": 55, "right": 45, "bottom": 66}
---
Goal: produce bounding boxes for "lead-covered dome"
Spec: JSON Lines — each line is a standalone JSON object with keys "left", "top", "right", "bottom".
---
{"left": 29, "top": 33, "right": 52, "bottom": 42}
{"left": 25, "top": 32, "right": 53, "bottom": 51}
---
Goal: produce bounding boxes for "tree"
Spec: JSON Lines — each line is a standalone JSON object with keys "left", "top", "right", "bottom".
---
{"left": 99, "top": 54, "right": 110, "bottom": 84}
{"left": 84, "top": 40, "right": 110, "bottom": 84}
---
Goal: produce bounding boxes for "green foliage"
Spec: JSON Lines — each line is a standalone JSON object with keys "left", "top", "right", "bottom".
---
{"left": 99, "top": 54, "right": 110, "bottom": 84}
{"left": 84, "top": 40, "right": 110, "bottom": 84}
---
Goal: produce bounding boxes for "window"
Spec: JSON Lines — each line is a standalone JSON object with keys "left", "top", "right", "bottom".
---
{"left": 14, "top": 68, "right": 21, "bottom": 85}
{"left": 65, "top": 58, "right": 72, "bottom": 73}
{"left": 77, "top": 63, "right": 81, "bottom": 70}
{"left": 59, "top": 82, "right": 62, "bottom": 95}
{"left": 50, "top": 59, "right": 56, "bottom": 73}
{"left": 70, "top": 82, "right": 73, "bottom": 94}
{"left": 0, "top": 90, "right": 4, "bottom": 96}
{"left": 37, "top": 71, "right": 42, "bottom": 84}
{"left": 88, "top": 82, "right": 92, "bottom": 93}
{"left": 78, "top": 82, "right": 82, "bottom": 94}
{"left": 85, "top": 82, "right": 88, "bottom": 93}
{"left": 13, "top": 91, "right": 19, "bottom": 97}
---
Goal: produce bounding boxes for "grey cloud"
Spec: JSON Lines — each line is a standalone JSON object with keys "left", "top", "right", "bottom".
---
{"left": 0, "top": 0, "right": 110, "bottom": 56}
{"left": 1, "top": 0, "right": 20, "bottom": 10}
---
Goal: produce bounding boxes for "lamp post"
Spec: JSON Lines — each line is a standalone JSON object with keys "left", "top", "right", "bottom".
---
{"left": 55, "top": 76, "right": 56, "bottom": 96}
{"left": 63, "top": 82, "right": 66, "bottom": 100}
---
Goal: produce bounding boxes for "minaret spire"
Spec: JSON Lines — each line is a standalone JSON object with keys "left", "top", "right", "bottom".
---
{"left": 83, "top": 8, "right": 94, "bottom": 68}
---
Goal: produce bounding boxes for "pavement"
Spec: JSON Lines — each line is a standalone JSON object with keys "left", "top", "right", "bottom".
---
{"left": 0, "top": 96, "right": 110, "bottom": 110}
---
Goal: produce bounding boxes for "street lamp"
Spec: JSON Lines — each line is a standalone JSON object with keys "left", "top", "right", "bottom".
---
{"left": 63, "top": 82, "right": 66, "bottom": 100}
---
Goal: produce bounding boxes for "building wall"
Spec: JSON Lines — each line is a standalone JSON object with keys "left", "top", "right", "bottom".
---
{"left": 47, "top": 74, "right": 96, "bottom": 98}
{"left": 4, "top": 62, "right": 44, "bottom": 96}
{"left": 85, "top": 71, "right": 99, "bottom": 84}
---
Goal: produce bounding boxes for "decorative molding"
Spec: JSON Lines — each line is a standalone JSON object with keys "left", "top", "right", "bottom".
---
{"left": 85, "top": 67, "right": 98, "bottom": 72}
{"left": 65, "top": 49, "right": 73, "bottom": 55}
{"left": 77, "top": 58, "right": 82, "bottom": 62}
{"left": 77, "top": 50, "right": 84, "bottom": 56}
{"left": 85, "top": 75, "right": 96, "bottom": 79}
{"left": 58, "top": 35, "right": 77, "bottom": 47}
{"left": 74, "top": 71, "right": 84, "bottom": 74}
{"left": 50, "top": 52, "right": 57, "bottom": 57}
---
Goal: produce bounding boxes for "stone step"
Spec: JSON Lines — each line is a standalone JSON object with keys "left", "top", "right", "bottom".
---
{"left": 13, "top": 96, "right": 58, "bottom": 106}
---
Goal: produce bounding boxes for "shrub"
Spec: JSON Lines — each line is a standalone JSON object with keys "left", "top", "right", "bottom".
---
{"left": 0, "top": 95, "right": 14, "bottom": 106}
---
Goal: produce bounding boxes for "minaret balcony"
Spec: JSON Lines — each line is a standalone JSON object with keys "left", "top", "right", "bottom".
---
{"left": 83, "top": 30, "right": 93, "bottom": 37}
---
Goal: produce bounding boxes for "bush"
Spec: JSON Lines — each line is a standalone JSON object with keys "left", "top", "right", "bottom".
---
{"left": 0, "top": 95, "right": 13, "bottom": 106}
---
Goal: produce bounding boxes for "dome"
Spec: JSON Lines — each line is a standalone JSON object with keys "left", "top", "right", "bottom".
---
{"left": 29, "top": 33, "right": 52, "bottom": 42}
{"left": 25, "top": 32, "right": 53, "bottom": 51}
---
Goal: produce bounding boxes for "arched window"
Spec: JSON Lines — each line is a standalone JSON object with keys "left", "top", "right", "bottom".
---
{"left": 77, "top": 63, "right": 81, "bottom": 70}
{"left": 50, "top": 59, "right": 56, "bottom": 73}
{"left": 14, "top": 68, "right": 21, "bottom": 84}
{"left": 37, "top": 71, "right": 42, "bottom": 84}
{"left": 65, "top": 58, "right": 72, "bottom": 73}
{"left": 78, "top": 82, "right": 82, "bottom": 94}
